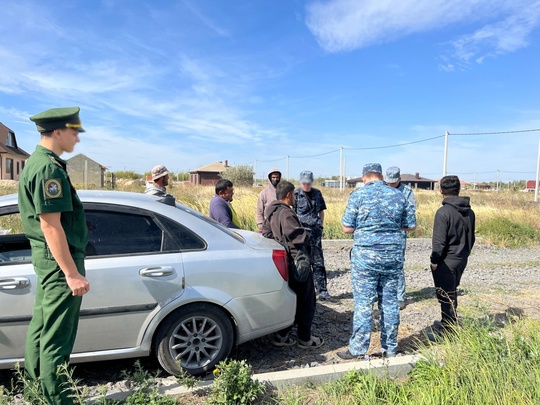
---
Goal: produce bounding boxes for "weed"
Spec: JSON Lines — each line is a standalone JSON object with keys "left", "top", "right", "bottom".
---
{"left": 120, "top": 360, "right": 176, "bottom": 405}
{"left": 175, "top": 361, "right": 199, "bottom": 390}
{"left": 207, "top": 359, "right": 265, "bottom": 405}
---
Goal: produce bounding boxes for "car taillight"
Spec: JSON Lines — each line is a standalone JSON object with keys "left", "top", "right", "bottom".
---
{"left": 272, "top": 249, "right": 288, "bottom": 282}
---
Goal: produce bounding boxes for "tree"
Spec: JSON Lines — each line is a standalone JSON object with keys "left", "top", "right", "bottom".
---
{"left": 220, "top": 165, "right": 254, "bottom": 187}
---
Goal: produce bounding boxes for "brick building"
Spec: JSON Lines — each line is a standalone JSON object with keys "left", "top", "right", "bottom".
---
{"left": 0, "top": 123, "right": 30, "bottom": 181}
{"left": 189, "top": 161, "right": 228, "bottom": 186}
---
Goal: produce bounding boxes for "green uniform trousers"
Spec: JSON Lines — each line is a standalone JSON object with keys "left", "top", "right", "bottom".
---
{"left": 25, "top": 254, "right": 85, "bottom": 405}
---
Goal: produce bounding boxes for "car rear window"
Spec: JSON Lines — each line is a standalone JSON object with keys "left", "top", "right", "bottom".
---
{"left": 174, "top": 204, "right": 245, "bottom": 243}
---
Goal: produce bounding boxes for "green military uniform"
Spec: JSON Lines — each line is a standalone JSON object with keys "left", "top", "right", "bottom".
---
{"left": 18, "top": 107, "right": 88, "bottom": 405}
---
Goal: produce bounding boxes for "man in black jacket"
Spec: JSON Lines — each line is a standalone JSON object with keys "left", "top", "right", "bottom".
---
{"left": 430, "top": 176, "right": 476, "bottom": 330}
{"left": 263, "top": 181, "right": 323, "bottom": 349}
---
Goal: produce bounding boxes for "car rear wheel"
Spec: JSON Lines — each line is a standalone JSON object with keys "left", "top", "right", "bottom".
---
{"left": 154, "top": 304, "right": 234, "bottom": 376}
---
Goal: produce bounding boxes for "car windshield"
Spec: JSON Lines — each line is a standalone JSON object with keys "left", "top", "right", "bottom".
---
{"left": 174, "top": 203, "right": 245, "bottom": 243}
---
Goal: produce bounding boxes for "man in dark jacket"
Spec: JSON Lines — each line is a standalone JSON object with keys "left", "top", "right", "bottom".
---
{"left": 294, "top": 170, "right": 331, "bottom": 300}
{"left": 430, "top": 175, "right": 476, "bottom": 330}
{"left": 263, "top": 181, "right": 323, "bottom": 349}
{"left": 209, "top": 179, "right": 240, "bottom": 228}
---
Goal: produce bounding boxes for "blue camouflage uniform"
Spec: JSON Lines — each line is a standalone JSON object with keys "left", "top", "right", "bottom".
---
{"left": 294, "top": 187, "right": 328, "bottom": 293}
{"left": 342, "top": 174, "right": 416, "bottom": 356}
{"left": 395, "top": 182, "right": 416, "bottom": 302}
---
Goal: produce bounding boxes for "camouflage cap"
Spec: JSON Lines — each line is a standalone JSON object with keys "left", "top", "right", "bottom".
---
{"left": 30, "top": 106, "right": 85, "bottom": 133}
{"left": 299, "top": 170, "right": 314, "bottom": 184}
{"left": 151, "top": 165, "right": 169, "bottom": 180}
{"left": 362, "top": 163, "right": 383, "bottom": 176}
{"left": 385, "top": 166, "right": 401, "bottom": 183}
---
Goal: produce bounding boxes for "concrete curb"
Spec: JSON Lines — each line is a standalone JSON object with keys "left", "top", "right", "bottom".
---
{"left": 91, "top": 354, "right": 420, "bottom": 402}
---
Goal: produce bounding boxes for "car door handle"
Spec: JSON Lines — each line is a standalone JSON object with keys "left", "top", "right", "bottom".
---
{"left": 139, "top": 266, "right": 174, "bottom": 277}
{"left": 0, "top": 277, "right": 31, "bottom": 290}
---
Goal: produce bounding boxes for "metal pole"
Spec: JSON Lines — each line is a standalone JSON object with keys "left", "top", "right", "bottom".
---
{"left": 344, "top": 155, "right": 347, "bottom": 190}
{"left": 443, "top": 131, "right": 449, "bottom": 177}
{"left": 535, "top": 139, "right": 540, "bottom": 202}
{"left": 84, "top": 159, "right": 88, "bottom": 189}
{"left": 254, "top": 159, "right": 257, "bottom": 184}
{"left": 339, "top": 146, "right": 343, "bottom": 192}
{"left": 286, "top": 155, "right": 290, "bottom": 180}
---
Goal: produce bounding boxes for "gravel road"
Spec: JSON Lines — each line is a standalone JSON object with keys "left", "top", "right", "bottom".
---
{"left": 2, "top": 239, "right": 540, "bottom": 397}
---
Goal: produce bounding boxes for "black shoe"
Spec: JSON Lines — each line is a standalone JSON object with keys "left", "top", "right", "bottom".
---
{"left": 336, "top": 350, "right": 369, "bottom": 361}
{"left": 382, "top": 350, "right": 404, "bottom": 358}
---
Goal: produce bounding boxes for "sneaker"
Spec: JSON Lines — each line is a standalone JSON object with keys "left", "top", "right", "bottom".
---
{"left": 297, "top": 335, "right": 324, "bottom": 349}
{"left": 336, "top": 350, "right": 370, "bottom": 361}
{"left": 272, "top": 333, "right": 296, "bottom": 347}
{"left": 318, "top": 291, "right": 332, "bottom": 300}
{"left": 382, "top": 350, "right": 404, "bottom": 358}
{"left": 399, "top": 300, "right": 407, "bottom": 310}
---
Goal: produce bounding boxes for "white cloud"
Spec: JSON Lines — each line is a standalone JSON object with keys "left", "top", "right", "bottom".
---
{"left": 447, "top": 3, "right": 540, "bottom": 65}
{"left": 306, "top": 0, "right": 540, "bottom": 64}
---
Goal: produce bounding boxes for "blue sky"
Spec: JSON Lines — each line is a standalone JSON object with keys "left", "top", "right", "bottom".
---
{"left": 1, "top": 0, "right": 540, "bottom": 182}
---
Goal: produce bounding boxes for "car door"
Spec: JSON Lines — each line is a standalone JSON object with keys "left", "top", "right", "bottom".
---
{"left": 0, "top": 208, "right": 36, "bottom": 362}
{"left": 74, "top": 203, "right": 190, "bottom": 353}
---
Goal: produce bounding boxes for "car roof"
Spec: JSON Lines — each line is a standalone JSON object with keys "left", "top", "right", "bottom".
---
{"left": 0, "top": 190, "right": 180, "bottom": 211}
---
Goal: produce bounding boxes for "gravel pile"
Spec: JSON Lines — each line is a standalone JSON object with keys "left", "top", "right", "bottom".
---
{"left": 2, "top": 239, "right": 539, "bottom": 397}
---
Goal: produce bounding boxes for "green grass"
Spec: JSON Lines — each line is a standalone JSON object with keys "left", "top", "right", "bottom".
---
{"left": 276, "top": 316, "right": 540, "bottom": 404}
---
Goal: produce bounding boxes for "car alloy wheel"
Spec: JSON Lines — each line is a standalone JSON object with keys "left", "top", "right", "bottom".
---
{"left": 170, "top": 315, "right": 222, "bottom": 369}
{"left": 155, "top": 304, "right": 234, "bottom": 375}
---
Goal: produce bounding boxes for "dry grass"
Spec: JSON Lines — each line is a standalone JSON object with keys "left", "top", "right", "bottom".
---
{"left": 2, "top": 180, "right": 540, "bottom": 247}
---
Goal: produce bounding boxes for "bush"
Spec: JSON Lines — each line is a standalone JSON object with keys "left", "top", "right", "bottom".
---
{"left": 208, "top": 359, "right": 266, "bottom": 405}
{"left": 113, "top": 170, "right": 143, "bottom": 180}
{"left": 477, "top": 216, "right": 540, "bottom": 247}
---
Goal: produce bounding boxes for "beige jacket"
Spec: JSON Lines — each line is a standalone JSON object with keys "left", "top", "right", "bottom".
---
{"left": 256, "top": 168, "right": 282, "bottom": 228}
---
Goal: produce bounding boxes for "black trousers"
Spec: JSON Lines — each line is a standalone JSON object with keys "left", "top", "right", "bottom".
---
{"left": 431, "top": 259, "right": 467, "bottom": 326}
{"left": 278, "top": 271, "right": 316, "bottom": 342}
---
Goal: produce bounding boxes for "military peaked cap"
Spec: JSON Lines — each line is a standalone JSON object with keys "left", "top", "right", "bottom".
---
{"left": 29, "top": 107, "right": 85, "bottom": 133}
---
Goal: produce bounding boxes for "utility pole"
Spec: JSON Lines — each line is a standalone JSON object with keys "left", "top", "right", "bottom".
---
{"left": 254, "top": 159, "right": 257, "bottom": 183}
{"left": 343, "top": 155, "right": 347, "bottom": 190}
{"left": 286, "top": 155, "right": 290, "bottom": 180}
{"left": 535, "top": 139, "right": 540, "bottom": 202}
{"left": 443, "top": 131, "right": 449, "bottom": 177}
{"left": 496, "top": 170, "right": 500, "bottom": 192}
{"left": 339, "top": 146, "right": 343, "bottom": 192}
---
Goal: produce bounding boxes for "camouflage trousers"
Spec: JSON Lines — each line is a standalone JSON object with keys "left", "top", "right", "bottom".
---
{"left": 349, "top": 249, "right": 401, "bottom": 356}
{"left": 309, "top": 226, "right": 327, "bottom": 293}
{"left": 397, "top": 270, "right": 406, "bottom": 302}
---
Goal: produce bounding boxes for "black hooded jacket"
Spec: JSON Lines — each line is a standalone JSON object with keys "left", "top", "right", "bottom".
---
{"left": 430, "top": 196, "right": 476, "bottom": 264}
{"left": 262, "top": 200, "right": 309, "bottom": 257}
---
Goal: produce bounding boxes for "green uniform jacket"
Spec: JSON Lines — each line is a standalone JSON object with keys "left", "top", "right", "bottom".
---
{"left": 18, "top": 145, "right": 88, "bottom": 259}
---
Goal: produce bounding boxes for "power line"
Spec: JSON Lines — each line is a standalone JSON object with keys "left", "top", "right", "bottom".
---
{"left": 450, "top": 129, "right": 540, "bottom": 136}
{"left": 289, "top": 149, "right": 340, "bottom": 159}
{"left": 345, "top": 135, "right": 445, "bottom": 151}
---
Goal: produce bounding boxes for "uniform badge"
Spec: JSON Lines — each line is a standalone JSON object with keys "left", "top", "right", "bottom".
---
{"left": 44, "top": 179, "right": 63, "bottom": 199}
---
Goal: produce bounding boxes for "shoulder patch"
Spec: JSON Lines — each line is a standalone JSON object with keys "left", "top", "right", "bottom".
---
{"left": 43, "top": 179, "right": 63, "bottom": 199}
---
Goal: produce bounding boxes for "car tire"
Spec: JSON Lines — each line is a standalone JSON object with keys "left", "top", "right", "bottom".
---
{"left": 154, "top": 304, "right": 234, "bottom": 376}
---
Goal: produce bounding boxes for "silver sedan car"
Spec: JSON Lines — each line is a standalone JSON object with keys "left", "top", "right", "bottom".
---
{"left": 0, "top": 191, "right": 295, "bottom": 375}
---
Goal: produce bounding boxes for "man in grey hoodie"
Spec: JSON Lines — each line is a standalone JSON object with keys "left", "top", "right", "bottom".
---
{"left": 256, "top": 168, "right": 282, "bottom": 232}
